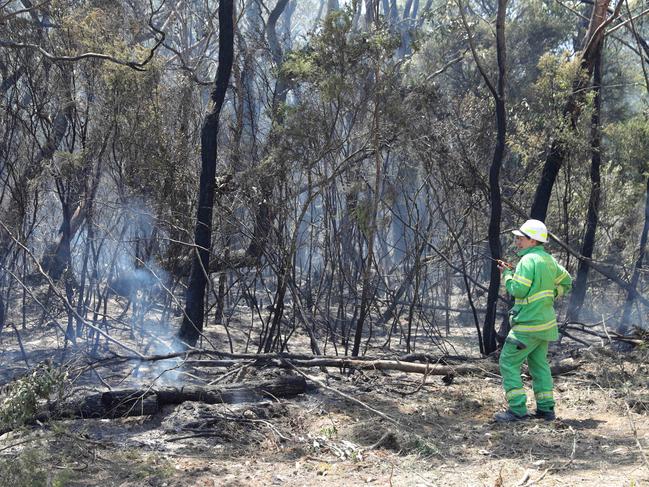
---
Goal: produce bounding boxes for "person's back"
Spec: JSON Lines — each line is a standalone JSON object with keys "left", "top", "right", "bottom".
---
{"left": 494, "top": 219, "right": 572, "bottom": 423}
{"left": 505, "top": 245, "right": 571, "bottom": 341}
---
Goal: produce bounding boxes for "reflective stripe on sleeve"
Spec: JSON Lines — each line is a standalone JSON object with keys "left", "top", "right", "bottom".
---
{"left": 512, "top": 274, "right": 532, "bottom": 287}
{"left": 555, "top": 271, "right": 569, "bottom": 285}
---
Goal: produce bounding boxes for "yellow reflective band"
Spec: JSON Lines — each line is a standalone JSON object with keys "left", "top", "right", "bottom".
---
{"left": 524, "top": 229, "right": 548, "bottom": 240}
{"left": 512, "top": 274, "right": 532, "bottom": 287}
{"left": 555, "top": 271, "right": 569, "bottom": 285}
{"left": 515, "top": 290, "right": 554, "bottom": 305}
{"left": 556, "top": 286, "right": 565, "bottom": 298}
{"left": 535, "top": 391, "right": 554, "bottom": 400}
{"left": 512, "top": 319, "right": 557, "bottom": 333}
{"left": 506, "top": 388, "right": 526, "bottom": 400}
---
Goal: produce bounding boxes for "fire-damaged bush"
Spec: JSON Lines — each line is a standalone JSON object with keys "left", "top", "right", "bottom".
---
{"left": 0, "top": 363, "right": 68, "bottom": 430}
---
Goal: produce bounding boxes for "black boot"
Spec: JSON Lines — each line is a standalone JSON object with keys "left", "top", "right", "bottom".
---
{"left": 532, "top": 409, "right": 556, "bottom": 421}
{"left": 493, "top": 409, "right": 528, "bottom": 423}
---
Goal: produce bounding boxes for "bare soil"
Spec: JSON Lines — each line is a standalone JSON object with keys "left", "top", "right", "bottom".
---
{"left": 1, "top": 320, "right": 648, "bottom": 487}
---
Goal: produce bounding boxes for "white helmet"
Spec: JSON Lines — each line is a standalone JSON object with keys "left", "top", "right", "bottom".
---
{"left": 512, "top": 219, "right": 548, "bottom": 243}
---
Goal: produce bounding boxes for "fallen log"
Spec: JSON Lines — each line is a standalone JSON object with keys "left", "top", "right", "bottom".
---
{"left": 181, "top": 356, "right": 581, "bottom": 377}
{"left": 48, "top": 375, "right": 306, "bottom": 420}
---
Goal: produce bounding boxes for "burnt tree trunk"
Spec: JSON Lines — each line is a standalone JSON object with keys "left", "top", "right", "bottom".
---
{"left": 351, "top": 62, "right": 382, "bottom": 358}
{"left": 178, "top": 0, "right": 235, "bottom": 347}
{"left": 460, "top": 0, "right": 508, "bottom": 354}
{"left": 257, "top": 0, "right": 292, "bottom": 354}
{"left": 620, "top": 176, "right": 649, "bottom": 332}
{"left": 530, "top": 0, "right": 614, "bottom": 221}
{"left": 567, "top": 46, "right": 603, "bottom": 322}
{"left": 482, "top": 0, "right": 508, "bottom": 356}
{"left": 206, "top": 0, "right": 291, "bottom": 276}
{"left": 0, "top": 290, "right": 5, "bottom": 335}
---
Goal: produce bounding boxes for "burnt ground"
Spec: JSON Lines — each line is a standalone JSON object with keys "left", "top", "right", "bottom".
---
{"left": 0, "top": 316, "right": 648, "bottom": 487}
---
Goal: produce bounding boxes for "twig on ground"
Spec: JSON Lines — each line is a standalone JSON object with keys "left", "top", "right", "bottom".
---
{"left": 207, "top": 363, "right": 254, "bottom": 385}
{"left": 387, "top": 361, "right": 433, "bottom": 396}
{"left": 520, "top": 467, "right": 550, "bottom": 487}
{"left": 518, "top": 425, "right": 577, "bottom": 486}
{"left": 10, "top": 323, "right": 29, "bottom": 368}
{"left": 361, "top": 431, "right": 395, "bottom": 452}
{"left": 166, "top": 431, "right": 219, "bottom": 441}
{"left": 0, "top": 436, "right": 41, "bottom": 453}
{"left": 625, "top": 402, "right": 649, "bottom": 469}
{"left": 515, "top": 470, "right": 530, "bottom": 486}
{"left": 283, "top": 360, "right": 400, "bottom": 428}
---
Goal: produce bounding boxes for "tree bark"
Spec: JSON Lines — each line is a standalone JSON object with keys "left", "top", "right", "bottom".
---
{"left": 530, "top": 0, "right": 614, "bottom": 220}
{"left": 178, "top": 0, "right": 235, "bottom": 347}
{"left": 482, "top": 0, "right": 508, "bottom": 356}
{"left": 351, "top": 59, "right": 382, "bottom": 357}
{"left": 205, "top": 0, "right": 291, "bottom": 277}
{"left": 567, "top": 45, "right": 603, "bottom": 322}
{"left": 43, "top": 376, "right": 307, "bottom": 421}
{"left": 620, "top": 176, "right": 649, "bottom": 332}
{"left": 182, "top": 356, "right": 581, "bottom": 378}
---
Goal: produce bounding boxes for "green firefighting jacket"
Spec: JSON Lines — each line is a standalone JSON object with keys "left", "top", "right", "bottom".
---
{"left": 502, "top": 245, "right": 572, "bottom": 341}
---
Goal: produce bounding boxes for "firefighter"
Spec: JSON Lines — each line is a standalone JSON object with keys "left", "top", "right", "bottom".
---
{"left": 494, "top": 219, "right": 572, "bottom": 422}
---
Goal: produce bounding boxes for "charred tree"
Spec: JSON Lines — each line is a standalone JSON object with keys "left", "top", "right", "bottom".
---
{"left": 13, "top": 376, "right": 308, "bottom": 427}
{"left": 178, "top": 0, "right": 235, "bottom": 347}
{"left": 351, "top": 18, "right": 383, "bottom": 357}
{"left": 207, "top": 0, "right": 291, "bottom": 277}
{"left": 620, "top": 176, "right": 649, "bottom": 332}
{"left": 459, "top": 0, "right": 508, "bottom": 355}
{"left": 530, "top": 0, "right": 616, "bottom": 221}
{"left": 567, "top": 46, "right": 603, "bottom": 322}
{"left": 483, "top": 0, "right": 507, "bottom": 356}
{"left": 618, "top": 0, "right": 649, "bottom": 333}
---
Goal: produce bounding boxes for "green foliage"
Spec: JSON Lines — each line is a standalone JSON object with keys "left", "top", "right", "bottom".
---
{"left": 605, "top": 114, "right": 649, "bottom": 178}
{"left": 532, "top": 52, "right": 588, "bottom": 119}
{"left": 319, "top": 424, "right": 338, "bottom": 438}
{"left": 408, "top": 436, "right": 440, "bottom": 458}
{"left": 351, "top": 197, "right": 374, "bottom": 238}
{"left": 0, "top": 364, "right": 68, "bottom": 429}
{"left": 282, "top": 51, "right": 318, "bottom": 81}
{"left": 0, "top": 446, "right": 77, "bottom": 486}
{"left": 280, "top": 9, "right": 400, "bottom": 102}
{"left": 0, "top": 432, "right": 174, "bottom": 486}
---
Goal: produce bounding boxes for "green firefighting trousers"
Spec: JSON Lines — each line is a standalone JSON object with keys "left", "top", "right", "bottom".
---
{"left": 499, "top": 332, "right": 554, "bottom": 415}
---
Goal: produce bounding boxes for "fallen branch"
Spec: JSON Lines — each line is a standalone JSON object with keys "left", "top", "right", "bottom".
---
{"left": 181, "top": 355, "right": 581, "bottom": 378}
{"left": 560, "top": 322, "right": 646, "bottom": 346}
{"left": 118, "top": 350, "right": 474, "bottom": 365}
